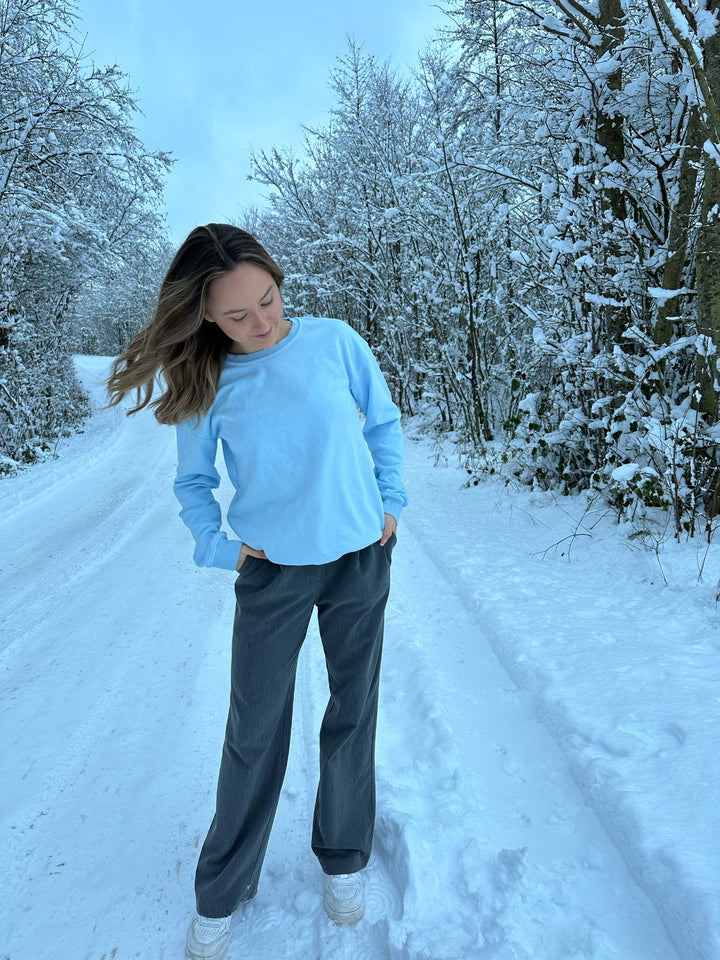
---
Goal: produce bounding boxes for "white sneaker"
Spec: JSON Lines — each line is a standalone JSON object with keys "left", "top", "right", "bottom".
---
{"left": 185, "top": 913, "right": 231, "bottom": 960}
{"left": 323, "top": 872, "right": 365, "bottom": 925}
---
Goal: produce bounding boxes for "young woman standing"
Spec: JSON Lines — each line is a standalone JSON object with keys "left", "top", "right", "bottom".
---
{"left": 106, "top": 224, "right": 407, "bottom": 960}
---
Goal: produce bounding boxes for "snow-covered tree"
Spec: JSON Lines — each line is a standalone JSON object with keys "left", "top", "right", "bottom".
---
{"left": 445, "top": 0, "right": 720, "bottom": 533}
{"left": 250, "top": 43, "right": 437, "bottom": 415}
{"left": 0, "top": 0, "right": 170, "bottom": 471}
{"left": 243, "top": 1, "right": 720, "bottom": 536}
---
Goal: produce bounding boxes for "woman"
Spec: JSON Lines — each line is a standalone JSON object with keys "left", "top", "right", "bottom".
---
{"left": 106, "top": 224, "right": 407, "bottom": 960}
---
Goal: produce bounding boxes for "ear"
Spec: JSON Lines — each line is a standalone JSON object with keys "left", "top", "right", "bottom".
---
{"left": 204, "top": 312, "right": 216, "bottom": 325}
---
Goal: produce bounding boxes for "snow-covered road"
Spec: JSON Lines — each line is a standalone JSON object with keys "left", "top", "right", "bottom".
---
{"left": 2, "top": 357, "right": 715, "bottom": 959}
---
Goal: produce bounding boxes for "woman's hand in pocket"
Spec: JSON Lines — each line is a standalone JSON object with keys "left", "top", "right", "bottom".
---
{"left": 236, "top": 543, "right": 268, "bottom": 570}
{"left": 380, "top": 514, "right": 397, "bottom": 545}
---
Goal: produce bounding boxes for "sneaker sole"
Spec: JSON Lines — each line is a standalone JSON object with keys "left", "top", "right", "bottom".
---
{"left": 185, "top": 944, "right": 229, "bottom": 960}
{"left": 324, "top": 901, "right": 365, "bottom": 925}
{"left": 185, "top": 928, "right": 230, "bottom": 960}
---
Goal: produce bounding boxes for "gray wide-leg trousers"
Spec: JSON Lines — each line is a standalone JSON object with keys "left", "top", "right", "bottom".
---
{"left": 194, "top": 534, "right": 395, "bottom": 918}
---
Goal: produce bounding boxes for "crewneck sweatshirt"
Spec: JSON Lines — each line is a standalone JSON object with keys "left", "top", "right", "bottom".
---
{"left": 173, "top": 316, "right": 408, "bottom": 570}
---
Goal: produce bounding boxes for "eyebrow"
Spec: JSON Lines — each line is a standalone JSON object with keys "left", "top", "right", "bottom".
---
{"left": 222, "top": 285, "right": 274, "bottom": 316}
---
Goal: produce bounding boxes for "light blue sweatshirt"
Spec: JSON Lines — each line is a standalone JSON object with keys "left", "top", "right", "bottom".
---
{"left": 174, "top": 316, "right": 408, "bottom": 569}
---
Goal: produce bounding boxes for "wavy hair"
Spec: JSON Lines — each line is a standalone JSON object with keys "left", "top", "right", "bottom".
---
{"left": 106, "top": 224, "right": 285, "bottom": 424}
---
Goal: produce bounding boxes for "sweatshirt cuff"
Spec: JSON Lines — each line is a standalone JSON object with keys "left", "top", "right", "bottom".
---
{"left": 381, "top": 495, "right": 407, "bottom": 524}
{"left": 214, "top": 537, "right": 243, "bottom": 571}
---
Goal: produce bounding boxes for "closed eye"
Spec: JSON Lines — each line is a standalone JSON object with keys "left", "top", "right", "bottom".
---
{"left": 221, "top": 285, "right": 275, "bottom": 319}
{"left": 229, "top": 298, "right": 271, "bottom": 321}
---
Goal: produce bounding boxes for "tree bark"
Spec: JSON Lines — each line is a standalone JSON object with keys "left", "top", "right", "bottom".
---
{"left": 697, "top": 0, "right": 720, "bottom": 421}
{"left": 655, "top": 107, "right": 702, "bottom": 347}
{"left": 596, "top": 0, "right": 630, "bottom": 345}
{"left": 596, "top": 0, "right": 627, "bottom": 222}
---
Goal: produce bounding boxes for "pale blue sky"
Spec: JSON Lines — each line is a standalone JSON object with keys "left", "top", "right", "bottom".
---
{"left": 77, "top": 0, "right": 447, "bottom": 243}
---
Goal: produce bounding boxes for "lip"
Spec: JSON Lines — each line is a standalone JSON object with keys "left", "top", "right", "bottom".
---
{"left": 256, "top": 329, "right": 273, "bottom": 339}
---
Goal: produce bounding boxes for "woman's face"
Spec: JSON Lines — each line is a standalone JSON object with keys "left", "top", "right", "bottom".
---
{"left": 204, "top": 262, "right": 287, "bottom": 354}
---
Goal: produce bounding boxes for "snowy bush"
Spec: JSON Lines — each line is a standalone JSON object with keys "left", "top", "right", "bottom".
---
{"left": 0, "top": 313, "right": 89, "bottom": 469}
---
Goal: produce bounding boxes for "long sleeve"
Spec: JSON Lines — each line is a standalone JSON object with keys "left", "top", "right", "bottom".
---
{"left": 174, "top": 421, "right": 243, "bottom": 570}
{"left": 347, "top": 340, "right": 408, "bottom": 523}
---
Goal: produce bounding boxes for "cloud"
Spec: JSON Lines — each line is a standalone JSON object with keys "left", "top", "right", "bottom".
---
{"left": 77, "top": 0, "right": 447, "bottom": 240}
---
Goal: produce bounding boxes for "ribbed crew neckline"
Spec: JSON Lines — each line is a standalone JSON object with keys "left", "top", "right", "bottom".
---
{"left": 224, "top": 317, "right": 300, "bottom": 364}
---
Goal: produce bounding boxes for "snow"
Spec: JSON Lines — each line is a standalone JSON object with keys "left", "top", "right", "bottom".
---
{"left": 647, "top": 286, "right": 695, "bottom": 303}
{"left": 611, "top": 463, "right": 641, "bottom": 481}
{"left": 696, "top": 6, "right": 719, "bottom": 42}
{"left": 696, "top": 334, "right": 718, "bottom": 358}
{"left": 1, "top": 357, "right": 718, "bottom": 960}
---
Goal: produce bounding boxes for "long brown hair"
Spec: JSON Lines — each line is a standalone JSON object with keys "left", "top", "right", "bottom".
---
{"left": 106, "top": 224, "right": 285, "bottom": 424}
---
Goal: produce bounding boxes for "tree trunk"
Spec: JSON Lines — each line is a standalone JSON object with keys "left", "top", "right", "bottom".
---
{"left": 656, "top": 107, "right": 702, "bottom": 347}
{"left": 697, "top": 0, "right": 720, "bottom": 422}
{"left": 596, "top": 0, "right": 630, "bottom": 345}
{"left": 597, "top": 0, "right": 627, "bottom": 223}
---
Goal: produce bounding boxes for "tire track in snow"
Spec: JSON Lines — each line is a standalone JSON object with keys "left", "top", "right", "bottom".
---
{"left": 1, "top": 373, "right": 238, "bottom": 958}
{"left": 377, "top": 518, "right": 679, "bottom": 959}
{"left": 1, "top": 544, "right": 236, "bottom": 957}
{"left": 0, "top": 403, "right": 176, "bottom": 648}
